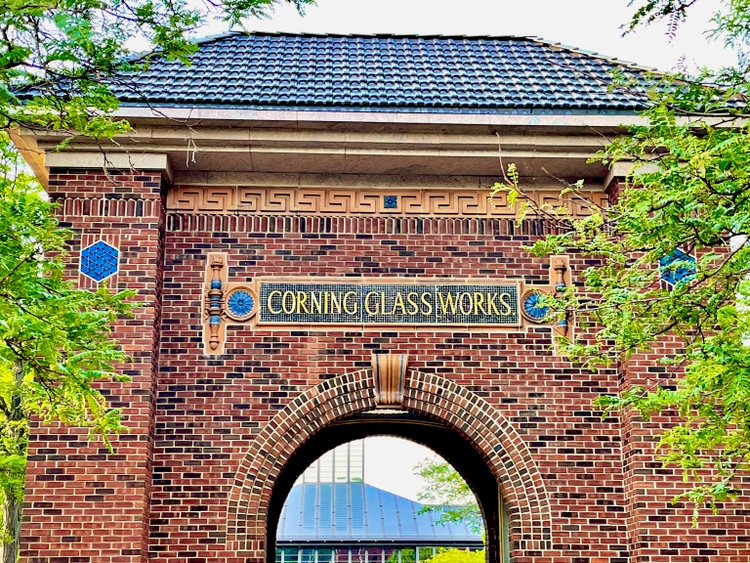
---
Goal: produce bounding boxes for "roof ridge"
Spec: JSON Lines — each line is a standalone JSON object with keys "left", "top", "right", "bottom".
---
{"left": 220, "top": 30, "right": 539, "bottom": 41}
{"left": 190, "top": 30, "right": 663, "bottom": 73}
{"left": 193, "top": 30, "right": 245, "bottom": 44}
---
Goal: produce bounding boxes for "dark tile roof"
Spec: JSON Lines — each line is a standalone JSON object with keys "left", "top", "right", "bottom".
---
{"left": 116, "top": 32, "right": 652, "bottom": 113}
{"left": 276, "top": 483, "right": 482, "bottom": 544}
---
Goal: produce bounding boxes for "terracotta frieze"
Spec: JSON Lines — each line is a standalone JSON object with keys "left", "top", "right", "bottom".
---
{"left": 168, "top": 186, "right": 607, "bottom": 217}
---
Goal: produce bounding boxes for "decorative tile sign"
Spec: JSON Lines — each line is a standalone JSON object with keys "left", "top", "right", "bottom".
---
{"left": 203, "top": 254, "right": 565, "bottom": 354}
{"left": 257, "top": 281, "right": 520, "bottom": 326}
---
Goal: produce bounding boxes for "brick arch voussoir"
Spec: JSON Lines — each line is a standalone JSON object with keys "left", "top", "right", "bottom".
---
{"left": 404, "top": 371, "right": 552, "bottom": 552}
{"left": 226, "top": 369, "right": 375, "bottom": 554}
{"left": 227, "top": 367, "right": 552, "bottom": 557}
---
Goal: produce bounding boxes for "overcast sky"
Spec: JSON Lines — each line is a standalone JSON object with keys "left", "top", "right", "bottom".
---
{"left": 220, "top": 0, "right": 737, "bottom": 72}
{"left": 362, "top": 437, "right": 445, "bottom": 502}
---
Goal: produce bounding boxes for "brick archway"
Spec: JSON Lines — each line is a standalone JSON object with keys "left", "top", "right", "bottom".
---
{"left": 226, "top": 368, "right": 552, "bottom": 559}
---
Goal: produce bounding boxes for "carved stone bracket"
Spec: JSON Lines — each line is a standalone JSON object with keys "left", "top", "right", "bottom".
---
{"left": 371, "top": 354, "right": 408, "bottom": 406}
{"left": 519, "top": 255, "right": 574, "bottom": 353}
{"left": 205, "top": 254, "right": 227, "bottom": 353}
{"left": 549, "top": 255, "right": 573, "bottom": 345}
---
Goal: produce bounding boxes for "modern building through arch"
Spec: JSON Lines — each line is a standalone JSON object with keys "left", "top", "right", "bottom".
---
{"left": 14, "top": 32, "right": 750, "bottom": 563}
{"left": 275, "top": 439, "right": 490, "bottom": 563}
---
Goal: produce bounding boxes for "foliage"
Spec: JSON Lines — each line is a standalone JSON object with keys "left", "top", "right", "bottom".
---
{"left": 0, "top": 366, "right": 26, "bottom": 504}
{"left": 386, "top": 548, "right": 415, "bottom": 563}
{"left": 492, "top": 0, "right": 750, "bottom": 520}
{"left": 415, "top": 459, "right": 482, "bottom": 534}
{"left": 626, "top": 0, "right": 750, "bottom": 62}
{"left": 385, "top": 547, "right": 485, "bottom": 563}
{"left": 0, "top": 0, "right": 314, "bottom": 136}
{"left": 0, "top": 0, "right": 313, "bottom": 554}
{"left": 425, "top": 549, "right": 485, "bottom": 563}
{"left": 0, "top": 138, "right": 134, "bottom": 430}
{"left": 0, "top": 133, "right": 139, "bottom": 557}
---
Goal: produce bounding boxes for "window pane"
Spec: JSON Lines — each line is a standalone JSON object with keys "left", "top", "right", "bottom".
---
{"left": 367, "top": 548, "right": 382, "bottom": 563}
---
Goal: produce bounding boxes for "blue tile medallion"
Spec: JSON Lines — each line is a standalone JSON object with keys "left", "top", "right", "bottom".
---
{"left": 225, "top": 287, "right": 258, "bottom": 321}
{"left": 521, "top": 289, "right": 549, "bottom": 323}
{"left": 660, "top": 249, "right": 696, "bottom": 286}
{"left": 80, "top": 240, "right": 119, "bottom": 282}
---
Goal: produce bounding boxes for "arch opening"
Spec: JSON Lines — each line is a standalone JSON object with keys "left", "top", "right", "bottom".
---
{"left": 268, "top": 414, "right": 506, "bottom": 563}
{"left": 226, "top": 369, "right": 552, "bottom": 561}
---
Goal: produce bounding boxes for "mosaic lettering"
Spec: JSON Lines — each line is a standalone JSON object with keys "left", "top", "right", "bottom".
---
{"left": 258, "top": 282, "right": 519, "bottom": 325}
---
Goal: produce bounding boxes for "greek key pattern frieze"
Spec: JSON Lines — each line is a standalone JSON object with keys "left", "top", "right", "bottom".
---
{"left": 167, "top": 186, "right": 607, "bottom": 217}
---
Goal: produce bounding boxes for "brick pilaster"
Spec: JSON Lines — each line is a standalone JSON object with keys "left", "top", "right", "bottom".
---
{"left": 20, "top": 169, "right": 166, "bottom": 563}
{"left": 619, "top": 341, "right": 750, "bottom": 562}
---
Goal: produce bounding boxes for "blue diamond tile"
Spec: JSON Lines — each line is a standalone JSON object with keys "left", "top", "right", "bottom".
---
{"left": 80, "top": 241, "right": 119, "bottom": 282}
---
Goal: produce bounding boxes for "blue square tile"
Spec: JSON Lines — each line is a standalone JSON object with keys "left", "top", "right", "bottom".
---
{"left": 383, "top": 195, "right": 398, "bottom": 209}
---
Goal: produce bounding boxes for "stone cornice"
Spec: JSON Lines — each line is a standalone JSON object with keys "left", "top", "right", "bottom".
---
{"left": 26, "top": 122, "right": 613, "bottom": 180}
{"left": 14, "top": 110, "right": 634, "bottom": 184}
{"left": 111, "top": 105, "right": 644, "bottom": 129}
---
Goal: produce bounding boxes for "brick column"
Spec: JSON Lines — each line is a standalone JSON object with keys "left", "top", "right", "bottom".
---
{"left": 20, "top": 167, "right": 167, "bottom": 563}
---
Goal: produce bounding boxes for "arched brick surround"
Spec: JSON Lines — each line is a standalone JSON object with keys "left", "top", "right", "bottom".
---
{"left": 226, "top": 367, "right": 552, "bottom": 559}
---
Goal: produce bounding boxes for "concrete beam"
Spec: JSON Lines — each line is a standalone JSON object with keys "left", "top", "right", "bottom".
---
{"left": 44, "top": 151, "right": 173, "bottom": 183}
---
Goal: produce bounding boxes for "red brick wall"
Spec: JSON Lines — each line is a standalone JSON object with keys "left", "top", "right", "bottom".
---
{"left": 20, "top": 176, "right": 750, "bottom": 563}
{"left": 609, "top": 176, "right": 750, "bottom": 562}
{"left": 620, "top": 346, "right": 750, "bottom": 563}
{"left": 151, "top": 212, "right": 626, "bottom": 563}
